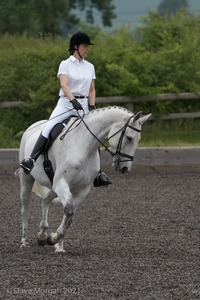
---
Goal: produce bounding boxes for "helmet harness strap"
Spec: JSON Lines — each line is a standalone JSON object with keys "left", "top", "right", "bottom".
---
{"left": 76, "top": 46, "right": 83, "bottom": 59}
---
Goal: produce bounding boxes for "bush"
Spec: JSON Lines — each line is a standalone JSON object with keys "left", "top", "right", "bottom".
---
{"left": 0, "top": 35, "right": 68, "bottom": 128}
{"left": 1, "top": 10, "right": 200, "bottom": 146}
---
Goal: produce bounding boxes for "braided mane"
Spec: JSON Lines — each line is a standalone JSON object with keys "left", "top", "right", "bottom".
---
{"left": 90, "top": 105, "right": 133, "bottom": 115}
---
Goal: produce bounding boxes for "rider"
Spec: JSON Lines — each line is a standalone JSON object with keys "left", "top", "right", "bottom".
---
{"left": 20, "top": 31, "right": 112, "bottom": 187}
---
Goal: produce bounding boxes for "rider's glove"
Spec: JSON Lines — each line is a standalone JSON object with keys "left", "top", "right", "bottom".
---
{"left": 70, "top": 98, "right": 83, "bottom": 110}
{"left": 89, "top": 105, "right": 96, "bottom": 111}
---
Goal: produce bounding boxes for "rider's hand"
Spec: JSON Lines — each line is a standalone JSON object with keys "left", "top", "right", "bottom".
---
{"left": 89, "top": 105, "right": 96, "bottom": 111}
{"left": 70, "top": 98, "right": 83, "bottom": 110}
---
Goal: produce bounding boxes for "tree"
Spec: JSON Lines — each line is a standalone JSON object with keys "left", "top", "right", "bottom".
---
{"left": 0, "top": 0, "right": 115, "bottom": 36}
{"left": 158, "top": 0, "right": 188, "bottom": 16}
{"left": 0, "top": 0, "right": 71, "bottom": 36}
{"left": 71, "top": 0, "right": 115, "bottom": 27}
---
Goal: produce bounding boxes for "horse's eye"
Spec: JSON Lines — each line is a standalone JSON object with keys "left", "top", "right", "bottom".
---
{"left": 126, "top": 136, "right": 132, "bottom": 142}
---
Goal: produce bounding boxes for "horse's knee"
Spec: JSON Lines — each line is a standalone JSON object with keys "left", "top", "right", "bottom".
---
{"left": 64, "top": 203, "right": 74, "bottom": 216}
{"left": 64, "top": 203, "right": 74, "bottom": 228}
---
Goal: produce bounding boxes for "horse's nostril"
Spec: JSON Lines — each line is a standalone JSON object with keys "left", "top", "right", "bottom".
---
{"left": 121, "top": 167, "right": 128, "bottom": 173}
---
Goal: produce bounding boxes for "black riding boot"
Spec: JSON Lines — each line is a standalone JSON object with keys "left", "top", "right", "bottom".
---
{"left": 93, "top": 170, "right": 112, "bottom": 187}
{"left": 20, "top": 134, "right": 48, "bottom": 174}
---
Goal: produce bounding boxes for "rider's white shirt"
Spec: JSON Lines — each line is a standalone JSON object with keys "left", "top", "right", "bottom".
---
{"left": 57, "top": 55, "right": 96, "bottom": 98}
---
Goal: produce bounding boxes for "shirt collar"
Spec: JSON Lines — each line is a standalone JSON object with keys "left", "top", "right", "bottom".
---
{"left": 70, "top": 55, "right": 84, "bottom": 63}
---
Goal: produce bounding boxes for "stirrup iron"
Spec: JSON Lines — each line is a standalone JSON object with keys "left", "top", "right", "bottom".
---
{"left": 20, "top": 158, "right": 35, "bottom": 174}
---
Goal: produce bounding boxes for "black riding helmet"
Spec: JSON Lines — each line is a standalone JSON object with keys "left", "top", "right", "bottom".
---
{"left": 68, "top": 31, "right": 94, "bottom": 57}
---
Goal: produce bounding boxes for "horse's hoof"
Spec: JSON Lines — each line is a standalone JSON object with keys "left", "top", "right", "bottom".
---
{"left": 54, "top": 243, "right": 65, "bottom": 253}
{"left": 37, "top": 233, "right": 47, "bottom": 246}
{"left": 20, "top": 239, "right": 29, "bottom": 248}
{"left": 46, "top": 235, "right": 56, "bottom": 245}
{"left": 55, "top": 248, "right": 66, "bottom": 253}
{"left": 37, "top": 237, "right": 47, "bottom": 246}
{"left": 20, "top": 242, "right": 29, "bottom": 248}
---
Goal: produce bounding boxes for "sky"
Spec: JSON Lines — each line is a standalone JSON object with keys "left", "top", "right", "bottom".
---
{"left": 112, "top": 0, "right": 200, "bottom": 30}
{"left": 89, "top": 0, "right": 200, "bottom": 32}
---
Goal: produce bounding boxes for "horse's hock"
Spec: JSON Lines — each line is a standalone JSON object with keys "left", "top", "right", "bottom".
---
{"left": 1, "top": 147, "right": 200, "bottom": 174}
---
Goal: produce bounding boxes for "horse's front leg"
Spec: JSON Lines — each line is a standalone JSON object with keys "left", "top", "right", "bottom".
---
{"left": 47, "top": 177, "right": 92, "bottom": 253}
{"left": 46, "top": 177, "right": 74, "bottom": 249}
{"left": 20, "top": 173, "right": 34, "bottom": 247}
{"left": 37, "top": 189, "right": 57, "bottom": 246}
{"left": 46, "top": 201, "right": 74, "bottom": 248}
{"left": 53, "top": 191, "right": 86, "bottom": 252}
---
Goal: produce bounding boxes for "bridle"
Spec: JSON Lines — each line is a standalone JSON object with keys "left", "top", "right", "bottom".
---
{"left": 107, "top": 115, "right": 141, "bottom": 164}
{"left": 78, "top": 113, "right": 141, "bottom": 164}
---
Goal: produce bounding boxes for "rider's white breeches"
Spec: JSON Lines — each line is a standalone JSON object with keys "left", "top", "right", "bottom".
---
{"left": 42, "top": 97, "right": 89, "bottom": 138}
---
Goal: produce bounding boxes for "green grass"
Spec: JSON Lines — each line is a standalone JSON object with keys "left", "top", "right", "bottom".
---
{"left": 1, "top": 119, "right": 200, "bottom": 148}
{"left": 139, "top": 119, "right": 200, "bottom": 147}
{"left": 0, "top": 125, "right": 21, "bottom": 148}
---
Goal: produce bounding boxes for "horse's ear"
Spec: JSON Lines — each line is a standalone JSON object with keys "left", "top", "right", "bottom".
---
{"left": 139, "top": 113, "right": 152, "bottom": 125}
{"left": 132, "top": 111, "right": 142, "bottom": 122}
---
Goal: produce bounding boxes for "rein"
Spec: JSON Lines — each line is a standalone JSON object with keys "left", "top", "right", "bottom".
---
{"left": 60, "top": 115, "right": 84, "bottom": 140}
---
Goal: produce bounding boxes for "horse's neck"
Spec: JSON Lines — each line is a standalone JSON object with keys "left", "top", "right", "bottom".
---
{"left": 55, "top": 107, "right": 131, "bottom": 163}
{"left": 83, "top": 107, "right": 131, "bottom": 143}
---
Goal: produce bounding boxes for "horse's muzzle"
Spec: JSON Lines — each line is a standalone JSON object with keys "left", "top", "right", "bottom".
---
{"left": 120, "top": 166, "right": 129, "bottom": 173}
{"left": 112, "top": 162, "right": 129, "bottom": 173}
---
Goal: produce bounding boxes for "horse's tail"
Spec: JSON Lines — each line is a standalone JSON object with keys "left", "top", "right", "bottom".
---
{"left": 15, "top": 168, "right": 20, "bottom": 177}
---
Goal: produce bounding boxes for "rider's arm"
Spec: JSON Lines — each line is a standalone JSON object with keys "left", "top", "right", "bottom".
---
{"left": 88, "top": 79, "right": 96, "bottom": 106}
{"left": 59, "top": 74, "right": 74, "bottom": 101}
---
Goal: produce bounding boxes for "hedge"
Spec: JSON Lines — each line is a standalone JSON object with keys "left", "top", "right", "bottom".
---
{"left": 1, "top": 9, "right": 200, "bottom": 139}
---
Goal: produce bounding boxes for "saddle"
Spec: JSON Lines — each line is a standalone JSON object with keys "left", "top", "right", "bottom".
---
{"left": 43, "top": 115, "right": 79, "bottom": 183}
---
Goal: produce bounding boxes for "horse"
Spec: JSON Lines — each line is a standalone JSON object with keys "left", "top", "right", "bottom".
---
{"left": 18, "top": 106, "right": 151, "bottom": 252}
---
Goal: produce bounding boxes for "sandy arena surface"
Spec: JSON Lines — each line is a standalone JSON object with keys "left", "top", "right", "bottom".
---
{"left": 0, "top": 166, "right": 200, "bottom": 300}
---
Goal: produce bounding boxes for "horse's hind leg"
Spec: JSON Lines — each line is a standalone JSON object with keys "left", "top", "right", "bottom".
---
{"left": 20, "top": 173, "right": 34, "bottom": 247}
{"left": 37, "top": 189, "right": 57, "bottom": 246}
